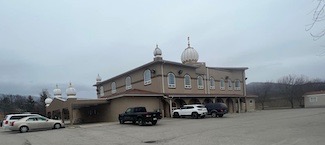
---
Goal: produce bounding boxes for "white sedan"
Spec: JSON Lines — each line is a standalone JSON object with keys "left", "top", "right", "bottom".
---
{"left": 172, "top": 104, "right": 208, "bottom": 119}
{"left": 8, "top": 116, "right": 64, "bottom": 133}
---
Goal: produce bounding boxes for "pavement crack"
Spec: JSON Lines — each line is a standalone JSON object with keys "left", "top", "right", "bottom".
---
{"left": 23, "top": 139, "right": 32, "bottom": 145}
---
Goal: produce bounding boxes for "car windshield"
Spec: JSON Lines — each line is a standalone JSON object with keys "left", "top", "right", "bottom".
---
{"left": 196, "top": 105, "right": 205, "bottom": 108}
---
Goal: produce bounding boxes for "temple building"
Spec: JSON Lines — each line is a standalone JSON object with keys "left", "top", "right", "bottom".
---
{"left": 46, "top": 38, "right": 256, "bottom": 124}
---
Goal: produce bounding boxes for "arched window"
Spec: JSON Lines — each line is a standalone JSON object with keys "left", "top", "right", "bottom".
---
{"left": 220, "top": 79, "right": 225, "bottom": 90}
{"left": 168, "top": 73, "right": 176, "bottom": 88}
{"left": 235, "top": 80, "right": 241, "bottom": 90}
{"left": 144, "top": 69, "right": 151, "bottom": 85}
{"left": 210, "top": 77, "right": 215, "bottom": 89}
{"left": 125, "top": 76, "right": 132, "bottom": 90}
{"left": 100, "top": 86, "right": 104, "bottom": 97}
{"left": 228, "top": 79, "right": 233, "bottom": 90}
{"left": 184, "top": 74, "right": 191, "bottom": 89}
{"left": 197, "top": 76, "right": 204, "bottom": 89}
{"left": 111, "top": 82, "right": 116, "bottom": 94}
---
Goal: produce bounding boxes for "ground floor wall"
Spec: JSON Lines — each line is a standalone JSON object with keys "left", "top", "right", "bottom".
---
{"left": 107, "top": 96, "right": 162, "bottom": 122}
{"left": 46, "top": 96, "right": 256, "bottom": 124}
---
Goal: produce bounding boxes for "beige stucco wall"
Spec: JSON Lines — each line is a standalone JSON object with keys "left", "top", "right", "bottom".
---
{"left": 98, "top": 61, "right": 247, "bottom": 98}
{"left": 247, "top": 98, "right": 256, "bottom": 111}
{"left": 106, "top": 96, "right": 162, "bottom": 122}
{"left": 304, "top": 94, "right": 325, "bottom": 108}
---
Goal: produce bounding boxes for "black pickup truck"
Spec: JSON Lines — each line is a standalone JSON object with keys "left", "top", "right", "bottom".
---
{"left": 118, "top": 107, "right": 161, "bottom": 126}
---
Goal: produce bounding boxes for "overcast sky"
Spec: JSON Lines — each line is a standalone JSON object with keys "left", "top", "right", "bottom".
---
{"left": 0, "top": 0, "right": 324, "bottom": 99}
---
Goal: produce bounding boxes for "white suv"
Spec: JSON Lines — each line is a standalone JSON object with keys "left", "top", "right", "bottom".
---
{"left": 2, "top": 114, "right": 39, "bottom": 130}
{"left": 172, "top": 104, "right": 208, "bottom": 119}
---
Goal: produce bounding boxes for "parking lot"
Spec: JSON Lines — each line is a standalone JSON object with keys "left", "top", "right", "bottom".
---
{"left": 1, "top": 108, "right": 325, "bottom": 145}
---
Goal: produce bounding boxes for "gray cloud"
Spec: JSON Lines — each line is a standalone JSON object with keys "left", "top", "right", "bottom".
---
{"left": 0, "top": 0, "right": 324, "bottom": 98}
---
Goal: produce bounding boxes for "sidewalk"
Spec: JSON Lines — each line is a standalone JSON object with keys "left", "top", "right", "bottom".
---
{"left": 66, "top": 122, "right": 119, "bottom": 128}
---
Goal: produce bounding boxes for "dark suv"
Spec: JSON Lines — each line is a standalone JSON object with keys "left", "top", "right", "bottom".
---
{"left": 205, "top": 103, "right": 228, "bottom": 117}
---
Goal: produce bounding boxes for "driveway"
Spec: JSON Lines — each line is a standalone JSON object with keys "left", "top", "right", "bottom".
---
{"left": 1, "top": 108, "right": 325, "bottom": 145}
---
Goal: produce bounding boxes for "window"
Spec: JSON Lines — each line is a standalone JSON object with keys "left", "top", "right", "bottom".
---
{"left": 27, "top": 117, "right": 37, "bottom": 121}
{"left": 144, "top": 69, "right": 151, "bottom": 85}
{"left": 310, "top": 96, "right": 318, "bottom": 102}
{"left": 235, "top": 80, "right": 241, "bottom": 90}
{"left": 168, "top": 73, "right": 176, "bottom": 88}
{"left": 184, "top": 74, "right": 191, "bottom": 89}
{"left": 220, "top": 79, "right": 225, "bottom": 90}
{"left": 228, "top": 79, "right": 233, "bottom": 90}
{"left": 111, "top": 82, "right": 116, "bottom": 94}
{"left": 197, "top": 76, "right": 204, "bottom": 89}
{"left": 125, "top": 76, "right": 132, "bottom": 90}
{"left": 37, "top": 117, "right": 47, "bottom": 121}
{"left": 100, "top": 86, "right": 104, "bottom": 97}
{"left": 210, "top": 77, "right": 215, "bottom": 89}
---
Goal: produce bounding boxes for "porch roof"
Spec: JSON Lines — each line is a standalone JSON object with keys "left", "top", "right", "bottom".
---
{"left": 71, "top": 99, "right": 109, "bottom": 109}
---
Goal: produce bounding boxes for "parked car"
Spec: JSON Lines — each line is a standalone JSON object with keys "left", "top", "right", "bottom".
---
{"left": 205, "top": 103, "right": 228, "bottom": 117}
{"left": 8, "top": 115, "right": 64, "bottom": 133}
{"left": 2, "top": 113, "right": 39, "bottom": 130}
{"left": 118, "top": 107, "right": 161, "bottom": 126}
{"left": 172, "top": 104, "right": 208, "bottom": 119}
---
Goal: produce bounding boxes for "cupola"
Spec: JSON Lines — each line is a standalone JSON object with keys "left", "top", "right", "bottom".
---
{"left": 181, "top": 37, "right": 199, "bottom": 64}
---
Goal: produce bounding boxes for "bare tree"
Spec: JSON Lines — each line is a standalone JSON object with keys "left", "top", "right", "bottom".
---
{"left": 306, "top": 0, "right": 325, "bottom": 40}
{"left": 250, "top": 82, "right": 273, "bottom": 110}
{"left": 278, "top": 75, "right": 309, "bottom": 108}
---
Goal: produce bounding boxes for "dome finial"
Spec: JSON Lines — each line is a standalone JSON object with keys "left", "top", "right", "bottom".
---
{"left": 96, "top": 74, "right": 102, "bottom": 82}
{"left": 187, "top": 37, "right": 190, "bottom": 47}
{"left": 153, "top": 44, "right": 163, "bottom": 60}
{"left": 53, "top": 84, "right": 62, "bottom": 98}
{"left": 66, "top": 82, "right": 76, "bottom": 98}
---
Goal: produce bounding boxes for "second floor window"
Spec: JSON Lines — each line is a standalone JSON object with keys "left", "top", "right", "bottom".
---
{"left": 125, "top": 76, "right": 132, "bottom": 90}
{"left": 235, "top": 80, "right": 241, "bottom": 90}
{"left": 111, "top": 82, "right": 116, "bottom": 94}
{"left": 210, "top": 77, "right": 215, "bottom": 89}
{"left": 197, "top": 76, "right": 204, "bottom": 89}
{"left": 168, "top": 73, "right": 176, "bottom": 88}
{"left": 220, "top": 79, "right": 225, "bottom": 90}
{"left": 228, "top": 79, "right": 233, "bottom": 90}
{"left": 184, "top": 74, "right": 191, "bottom": 89}
{"left": 144, "top": 69, "right": 151, "bottom": 85}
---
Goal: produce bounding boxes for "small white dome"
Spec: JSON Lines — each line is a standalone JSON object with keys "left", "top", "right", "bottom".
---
{"left": 181, "top": 37, "right": 199, "bottom": 64}
{"left": 96, "top": 74, "right": 102, "bottom": 82}
{"left": 53, "top": 84, "right": 62, "bottom": 97}
{"left": 153, "top": 44, "right": 162, "bottom": 57}
{"left": 66, "top": 82, "right": 76, "bottom": 98}
{"left": 45, "top": 97, "right": 53, "bottom": 106}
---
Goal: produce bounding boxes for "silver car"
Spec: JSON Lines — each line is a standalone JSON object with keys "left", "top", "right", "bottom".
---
{"left": 9, "top": 116, "right": 64, "bottom": 133}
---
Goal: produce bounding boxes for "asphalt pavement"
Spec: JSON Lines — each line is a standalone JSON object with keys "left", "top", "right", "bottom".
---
{"left": 1, "top": 108, "right": 325, "bottom": 145}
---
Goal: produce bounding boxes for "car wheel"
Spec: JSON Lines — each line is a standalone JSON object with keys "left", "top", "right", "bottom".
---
{"left": 119, "top": 119, "right": 124, "bottom": 124}
{"left": 20, "top": 126, "right": 29, "bottom": 133}
{"left": 138, "top": 118, "right": 145, "bottom": 126}
{"left": 173, "top": 112, "right": 180, "bottom": 118}
{"left": 218, "top": 114, "right": 224, "bottom": 118}
{"left": 191, "top": 112, "right": 199, "bottom": 119}
{"left": 151, "top": 120, "right": 157, "bottom": 125}
{"left": 211, "top": 112, "right": 217, "bottom": 118}
{"left": 54, "top": 123, "right": 61, "bottom": 129}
